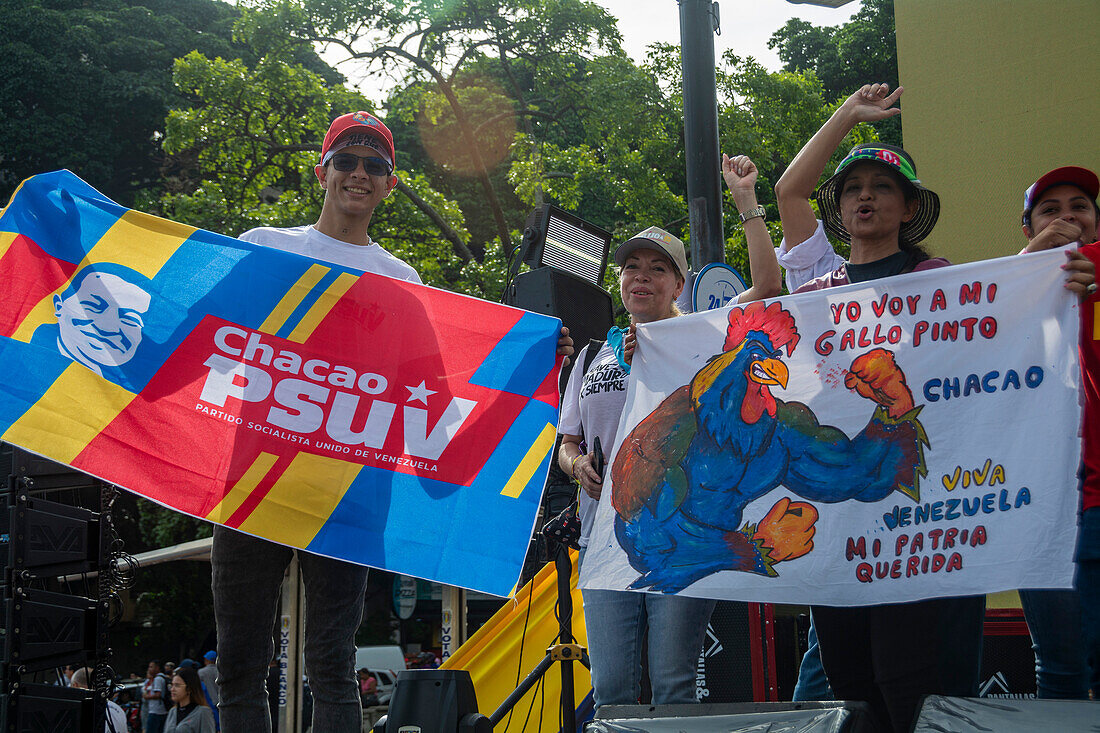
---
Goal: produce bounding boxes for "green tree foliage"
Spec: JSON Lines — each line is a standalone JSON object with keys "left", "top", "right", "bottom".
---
{"left": 769, "top": 0, "right": 898, "bottom": 100}
{"left": 768, "top": 0, "right": 900, "bottom": 145}
{"left": 0, "top": 0, "right": 341, "bottom": 207}
{"left": 234, "top": 0, "right": 623, "bottom": 258}
{"left": 162, "top": 52, "right": 367, "bottom": 234}
{"left": 160, "top": 50, "right": 491, "bottom": 293}
{"left": 507, "top": 51, "right": 688, "bottom": 241}
{"left": 0, "top": 0, "right": 233, "bottom": 204}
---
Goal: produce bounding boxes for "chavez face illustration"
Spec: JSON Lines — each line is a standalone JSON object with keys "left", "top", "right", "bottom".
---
{"left": 53, "top": 271, "right": 152, "bottom": 374}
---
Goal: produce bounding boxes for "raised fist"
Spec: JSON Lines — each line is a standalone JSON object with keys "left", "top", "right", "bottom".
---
{"left": 845, "top": 348, "right": 915, "bottom": 419}
{"left": 753, "top": 497, "right": 817, "bottom": 562}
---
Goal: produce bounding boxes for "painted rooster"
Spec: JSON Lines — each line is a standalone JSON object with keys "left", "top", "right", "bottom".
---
{"left": 611, "top": 301, "right": 928, "bottom": 592}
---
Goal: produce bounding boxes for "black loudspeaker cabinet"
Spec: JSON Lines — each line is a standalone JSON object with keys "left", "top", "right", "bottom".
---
{"left": 978, "top": 609, "right": 1036, "bottom": 699}
{"left": 1, "top": 445, "right": 110, "bottom": 732}
{"left": 374, "top": 669, "right": 491, "bottom": 732}
{"left": 0, "top": 683, "right": 102, "bottom": 732}
{"left": 505, "top": 268, "right": 614, "bottom": 358}
{"left": 680, "top": 602, "right": 778, "bottom": 705}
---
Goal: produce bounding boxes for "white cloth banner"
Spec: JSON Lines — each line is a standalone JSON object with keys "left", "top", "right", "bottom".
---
{"left": 580, "top": 249, "right": 1081, "bottom": 605}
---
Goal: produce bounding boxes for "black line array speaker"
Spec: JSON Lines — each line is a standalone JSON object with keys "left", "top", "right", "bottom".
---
{"left": 0, "top": 444, "right": 109, "bottom": 732}
{"left": 505, "top": 268, "right": 614, "bottom": 361}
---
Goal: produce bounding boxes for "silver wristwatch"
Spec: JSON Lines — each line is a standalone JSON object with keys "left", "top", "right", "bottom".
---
{"left": 739, "top": 205, "right": 766, "bottom": 224}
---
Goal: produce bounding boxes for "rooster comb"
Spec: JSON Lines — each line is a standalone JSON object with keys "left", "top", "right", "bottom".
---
{"left": 724, "top": 301, "right": 800, "bottom": 355}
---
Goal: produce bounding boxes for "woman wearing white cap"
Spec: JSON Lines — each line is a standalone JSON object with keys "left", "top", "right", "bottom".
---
{"left": 557, "top": 155, "right": 780, "bottom": 708}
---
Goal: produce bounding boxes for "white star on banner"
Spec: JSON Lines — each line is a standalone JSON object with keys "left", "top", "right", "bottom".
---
{"left": 405, "top": 380, "right": 436, "bottom": 405}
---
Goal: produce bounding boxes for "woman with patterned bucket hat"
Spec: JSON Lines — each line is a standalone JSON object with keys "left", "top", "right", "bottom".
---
{"left": 774, "top": 83, "right": 984, "bottom": 733}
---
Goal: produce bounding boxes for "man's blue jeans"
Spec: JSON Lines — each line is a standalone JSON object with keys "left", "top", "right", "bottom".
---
{"left": 581, "top": 587, "right": 715, "bottom": 708}
{"left": 1017, "top": 503, "right": 1100, "bottom": 699}
{"left": 792, "top": 616, "right": 832, "bottom": 702}
{"left": 144, "top": 712, "right": 166, "bottom": 733}
{"left": 211, "top": 526, "right": 367, "bottom": 733}
{"left": 1076, "top": 506, "right": 1100, "bottom": 696}
{"left": 1017, "top": 588, "right": 1089, "bottom": 698}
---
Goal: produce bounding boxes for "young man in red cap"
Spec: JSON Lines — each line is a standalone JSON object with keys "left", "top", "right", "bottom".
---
{"left": 1019, "top": 165, "right": 1100, "bottom": 699}
{"left": 210, "top": 111, "right": 412, "bottom": 733}
{"left": 211, "top": 111, "right": 572, "bottom": 731}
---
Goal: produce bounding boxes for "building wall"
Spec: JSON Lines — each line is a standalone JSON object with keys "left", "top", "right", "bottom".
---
{"left": 895, "top": 0, "right": 1099, "bottom": 263}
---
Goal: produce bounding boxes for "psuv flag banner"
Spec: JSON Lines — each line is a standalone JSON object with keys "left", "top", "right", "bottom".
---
{"left": 0, "top": 171, "right": 563, "bottom": 596}
{"left": 581, "top": 250, "right": 1081, "bottom": 605}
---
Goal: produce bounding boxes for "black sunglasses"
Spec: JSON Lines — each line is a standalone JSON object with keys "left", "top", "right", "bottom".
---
{"left": 330, "top": 153, "right": 392, "bottom": 176}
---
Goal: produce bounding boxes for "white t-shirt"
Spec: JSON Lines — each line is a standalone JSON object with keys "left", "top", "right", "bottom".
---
{"left": 238, "top": 225, "right": 422, "bottom": 283}
{"left": 775, "top": 219, "right": 846, "bottom": 292}
{"left": 558, "top": 343, "right": 629, "bottom": 547}
{"left": 105, "top": 700, "right": 127, "bottom": 733}
{"left": 144, "top": 674, "right": 168, "bottom": 715}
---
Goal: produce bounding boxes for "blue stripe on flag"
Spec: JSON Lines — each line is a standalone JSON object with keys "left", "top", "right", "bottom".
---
{"left": 307, "top": 466, "right": 526, "bottom": 595}
{"left": 469, "top": 397, "right": 558, "bottom": 496}
{"left": 110, "top": 233, "right": 363, "bottom": 392}
{"left": 308, "top": 399, "right": 557, "bottom": 595}
{"left": 275, "top": 267, "right": 340, "bottom": 339}
{"left": 171, "top": 230, "right": 351, "bottom": 331}
{"left": 469, "top": 311, "right": 560, "bottom": 397}
{"left": 0, "top": 171, "right": 127, "bottom": 265}
{"left": 0, "top": 340, "right": 71, "bottom": 436}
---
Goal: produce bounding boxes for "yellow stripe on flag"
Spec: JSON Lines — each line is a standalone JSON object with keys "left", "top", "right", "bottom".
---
{"left": 287, "top": 272, "right": 358, "bottom": 343}
{"left": 86, "top": 209, "right": 196, "bottom": 279}
{"left": 205, "top": 452, "right": 280, "bottom": 523}
{"left": 258, "top": 264, "right": 330, "bottom": 335}
{"left": 0, "top": 231, "right": 18, "bottom": 259}
{"left": 236, "top": 451, "right": 360, "bottom": 548}
{"left": 1094, "top": 302, "right": 1100, "bottom": 341}
{"left": 500, "top": 422, "right": 557, "bottom": 499}
{"left": 2, "top": 364, "right": 136, "bottom": 464}
{"left": 12, "top": 209, "right": 196, "bottom": 342}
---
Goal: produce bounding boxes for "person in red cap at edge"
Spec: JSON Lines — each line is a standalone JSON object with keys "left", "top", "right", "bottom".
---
{"left": 1018, "top": 165, "right": 1100, "bottom": 699}
{"left": 210, "top": 111, "right": 574, "bottom": 732}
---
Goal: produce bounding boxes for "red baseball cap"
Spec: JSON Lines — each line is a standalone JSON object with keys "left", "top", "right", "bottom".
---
{"left": 320, "top": 111, "right": 396, "bottom": 169}
{"left": 1022, "top": 166, "right": 1100, "bottom": 217}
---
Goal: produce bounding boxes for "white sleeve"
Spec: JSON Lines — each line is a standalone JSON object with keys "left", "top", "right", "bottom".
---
{"left": 558, "top": 346, "right": 588, "bottom": 437}
{"left": 776, "top": 220, "right": 846, "bottom": 292}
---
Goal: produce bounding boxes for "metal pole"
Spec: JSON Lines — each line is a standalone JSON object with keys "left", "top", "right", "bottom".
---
{"left": 679, "top": 0, "right": 725, "bottom": 268}
{"left": 555, "top": 547, "right": 576, "bottom": 733}
{"left": 278, "top": 555, "right": 302, "bottom": 733}
{"left": 440, "top": 586, "right": 467, "bottom": 664}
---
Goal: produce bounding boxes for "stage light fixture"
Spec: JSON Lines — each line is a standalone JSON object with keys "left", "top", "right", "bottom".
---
{"left": 503, "top": 205, "right": 615, "bottom": 354}
{"left": 518, "top": 205, "right": 612, "bottom": 287}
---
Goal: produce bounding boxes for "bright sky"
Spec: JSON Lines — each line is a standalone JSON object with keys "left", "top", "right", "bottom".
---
{"left": 601, "top": 0, "right": 858, "bottom": 69}
{"left": 336, "top": 0, "right": 860, "bottom": 105}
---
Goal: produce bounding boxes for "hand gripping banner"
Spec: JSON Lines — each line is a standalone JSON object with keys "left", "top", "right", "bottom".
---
{"left": 0, "top": 171, "right": 562, "bottom": 596}
{"left": 581, "top": 250, "right": 1082, "bottom": 605}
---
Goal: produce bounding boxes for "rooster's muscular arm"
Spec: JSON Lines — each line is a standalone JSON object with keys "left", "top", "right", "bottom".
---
{"left": 773, "top": 401, "right": 926, "bottom": 503}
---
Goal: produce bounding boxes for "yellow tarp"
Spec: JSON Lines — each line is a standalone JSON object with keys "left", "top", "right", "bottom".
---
{"left": 442, "top": 551, "right": 592, "bottom": 730}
